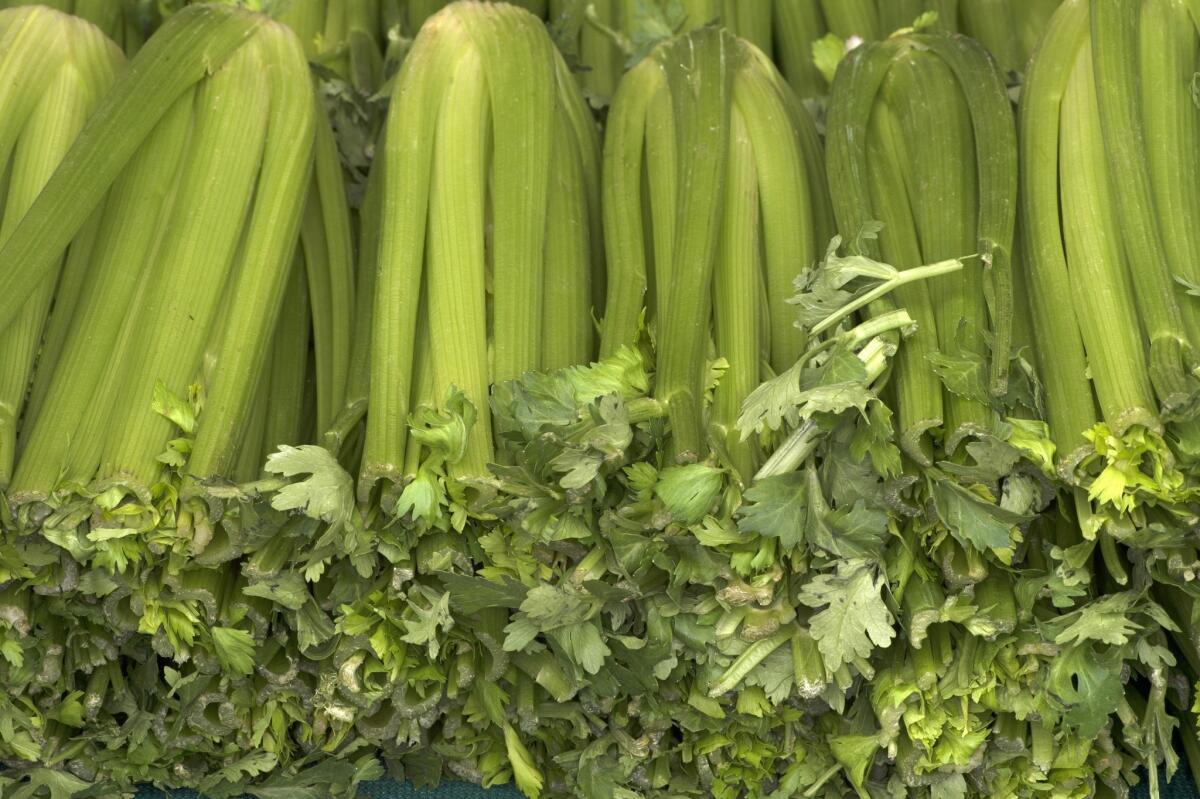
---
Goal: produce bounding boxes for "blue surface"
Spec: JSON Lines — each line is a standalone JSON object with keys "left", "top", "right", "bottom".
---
{"left": 1136, "top": 766, "right": 1200, "bottom": 799}
{"left": 129, "top": 770, "right": 1191, "bottom": 799}
{"left": 134, "top": 780, "right": 522, "bottom": 798}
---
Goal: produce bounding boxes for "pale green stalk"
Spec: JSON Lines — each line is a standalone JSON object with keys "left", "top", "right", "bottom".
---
{"left": 425, "top": 44, "right": 493, "bottom": 478}
{"left": 736, "top": 53, "right": 821, "bottom": 373}
{"left": 597, "top": 62, "right": 660, "bottom": 355}
{"left": 360, "top": 13, "right": 458, "bottom": 499}
{"left": 1092, "top": 0, "right": 1200, "bottom": 414}
{"left": 299, "top": 104, "right": 355, "bottom": 437}
{"left": 773, "top": 0, "right": 827, "bottom": 99}
{"left": 187, "top": 22, "right": 317, "bottom": 482}
{"left": 234, "top": 362, "right": 271, "bottom": 483}
{"left": 8, "top": 89, "right": 195, "bottom": 498}
{"left": 1059, "top": 38, "right": 1156, "bottom": 431}
{"left": 819, "top": 0, "right": 880, "bottom": 40}
{"left": 262, "top": 256, "right": 312, "bottom": 459}
{"left": 542, "top": 108, "right": 594, "bottom": 371}
{"left": 652, "top": 28, "right": 733, "bottom": 462}
{"left": 1018, "top": 0, "right": 1099, "bottom": 458}
{"left": 712, "top": 107, "right": 761, "bottom": 482}
{"left": 958, "top": 0, "right": 1021, "bottom": 72}
{"left": 827, "top": 37, "right": 944, "bottom": 461}
{"left": 460, "top": 4, "right": 555, "bottom": 385}
{"left": 0, "top": 5, "right": 264, "bottom": 335}
{"left": 21, "top": 205, "right": 105, "bottom": 437}
{"left": 723, "top": 0, "right": 773, "bottom": 56}
{"left": 644, "top": 70, "right": 678, "bottom": 339}
{"left": 914, "top": 32, "right": 1019, "bottom": 396}
{"left": 99, "top": 37, "right": 272, "bottom": 494}
{"left": 554, "top": 52, "right": 605, "bottom": 324}
{"left": 1140, "top": 0, "right": 1200, "bottom": 371}
{"left": 0, "top": 11, "right": 121, "bottom": 485}
{"left": 324, "top": 141, "right": 383, "bottom": 455}
{"left": 882, "top": 49, "right": 987, "bottom": 449}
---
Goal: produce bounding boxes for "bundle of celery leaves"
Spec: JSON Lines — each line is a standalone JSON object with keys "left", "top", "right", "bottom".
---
{"left": 4, "top": 1, "right": 1200, "bottom": 798}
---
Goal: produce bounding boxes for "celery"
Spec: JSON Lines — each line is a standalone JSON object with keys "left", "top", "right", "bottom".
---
{"left": 9, "top": 90, "right": 197, "bottom": 498}
{"left": 1059, "top": 37, "right": 1156, "bottom": 433}
{"left": 712, "top": 108, "right": 763, "bottom": 480}
{"left": 958, "top": 0, "right": 1022, "bottom": 72}
{"left": 1140, "top": 0, "right": 1200, "bottom": 347}
{"left": 359, "top": 13, "right": 456, "bottom": 497}
{"left": 773, "top": 0, "right": 827, "bottom": 99}
{"left": 186, "top": 22, "right": 317, "bottom": 483}
{"left": 825, "top": 31, "right": 1016, "bottom": 459}
{"left": 738, "top": 48, "right": 829, "bottom": 373}
{"left": 650, "top": 26, "right": 734, "bottom": 462}
{"left": 96, "top": 38, "right": 272, "bottom": 494}
{"left": 0, "top": 8, "right": 121, "bottom": 486}
{"left": 1092, "top": 0, "right": 1200, "bottom": 415}
{"left": 826, "top": 38, "right": 943, "bottom": 459}
{"left": 425, "top": 42, "right": 493, "bottom": 478}
{"left": 820, "top": 0, "right": 882, "bottom": 40}
{"left": 601, "top": 28, "right": 830, "bottom": 478}
{"left": 0, "top": 7, "right": 263, "bottom": 335}
{"left": 596, "top": 60, "right": 659, "bottom": 355}
{"left": 262, "top": 257, "right": 313, "bottom": 459}
{"left": 543, "top": 108, "right": 596, "bottom": 371}
{"left": 362, "top": 2, "right": 600, "bottom": 498}
{"left": 299, "top": 106, "right": 356, "bottom": 438}
{"left": 1017, "top": 0, "right": 1098, "bottom": 459}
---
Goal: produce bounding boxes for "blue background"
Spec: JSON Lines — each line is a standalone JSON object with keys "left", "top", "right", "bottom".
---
{"left": 131, "top": 767, "right": 1192, "bottom": 799}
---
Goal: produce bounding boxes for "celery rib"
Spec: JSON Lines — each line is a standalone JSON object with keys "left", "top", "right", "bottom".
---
{"left": 98, "top": 37, "right": 272, "bottom": 493}
{"left": 187, "top": 22, "right": 317, "bottom": 483}
{"left": 425, "top": 44, "right": 493, "bottom": 479}
{"left": 0, "top": 6, "right": 264, "bottom": 335}
{"left": 1018, "top": 0, "right": 1098, "bottom": 459}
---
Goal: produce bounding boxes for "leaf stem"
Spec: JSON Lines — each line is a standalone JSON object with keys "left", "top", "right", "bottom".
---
{"left": 810, "top": 257, "right": 964, "bottom": 337}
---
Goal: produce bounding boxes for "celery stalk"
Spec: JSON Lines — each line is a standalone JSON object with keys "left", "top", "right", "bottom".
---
{"left": 460, "top": 4, "right": 555, "bottom": 385}
{"left": 0, "top": 12, "right": 120, "bottom": 485}
{"left": 8, "top": 90, "right": 196, "bottom": 499}
{"left": 883, "top": 50, "right": 987, "bottom": 450}
{"left": 0, "top": 6, "right": 264, "bottom": 335}
{"left": 262, "top": 256, "right": 313, "bottom": 459}
{"left": 1018, "top": 0, "right": 1098, "bottom": 459}
{"left": 1092, "top": 0, "right": 1200, "bottom": 414}
{"left": 98, "top": 37, "right": 272, "bottom": 494}
{"left": 425, "top": 43, "right": 493, "bottom": 478}
{"left": 1059, "top": 37, "right": 1156, "bottom": 433}
{"left": 360, "top": 16, "right": 457, "bottom": 499}
{"left": 187, "top": 22, "right": 317, "bottom": 483}
{"left": 542, "top": 108, "right": 595, "bottom": 371}
{"left": 773, "top": 0, "right": 827, "bottom": 99}
{"left": 1140, "top": 0, "right": 1200, "bottom": 382}
{"left": 652, "top": 28, "right": 733, "bottom": 463}
{"left": 712, "top": 108, "right": 762, "bottom": 482}
{"left": 597, "top": 63, "right": 659, "bottom": 356}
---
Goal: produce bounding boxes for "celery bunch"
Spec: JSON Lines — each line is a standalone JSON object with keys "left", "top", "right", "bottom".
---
{"left": 1020, "top": 1, "right": 1200, "bottom": 783}
{"left": 599, "top": 25, "right": 832, "bottom": 481}
{"left": 549, "top": 0, "right": 779, "bottom": 103}
{"left": 3, "top": 3, "right": 1199, "bottom": 797}
{"left": 1021, "top": 0, "right": 1200, "bottom": 487}
{"left": 0, "top": 0, "right": 164, "bottom": 51}
{"left": 360, "top": 1, "right": 602, "bottom": 511}
{"left": 0, "top": 6, "right": 122, "bottom": 487}
{"left": 0, "top": 5, "right": 347, "bottom": 507}
{"left": 826, "top": 28, "right": 1017, "bottom": 462}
